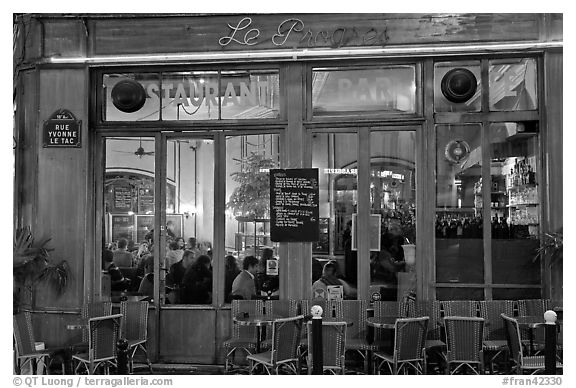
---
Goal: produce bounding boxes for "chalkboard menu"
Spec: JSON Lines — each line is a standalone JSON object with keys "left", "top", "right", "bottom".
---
{"left": 137, "top": 187, "right": 154, "bottom": 214}
{"left": 270, "top": 168, "right": 319, "bottom": 242}
{"left": 110, "top": 214, "right": 135, "bottom": 243}
{"left": 113, "top": 186, "right": 133, "bottom": 211}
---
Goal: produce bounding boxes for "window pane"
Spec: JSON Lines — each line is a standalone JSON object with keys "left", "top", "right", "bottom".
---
{"left": 312, "top": 66, "right": 416, "bottom": 115}
{"left": 104, "top": 74, "right": 160, "bottom": 121}
{"left": 490, "top": 123, "right": 541, "bottom": 285}
{"left": 103, "top": 137, "right": 155, "bottom": 299}
{"left": 370, "top": 130, "right": 416, "bottom": 301}
{"left": 493, "top": 288, "right": 541, "bottom": 300}
{"left": 436, "top": 288, "right": 484, "bottom": 300}
{"left": 164, "top": 138, "right": 214, "bottom": 305}
{"left": 435, "top": 124, "right": 484, "bottom": 284}
{"left": 225, "top": 134, "right": 280, "bottom": 302}
{"left": 311, "top": 133, "right": 358, "bottom": 295}
{"left": 162, "top": 72, "right": 219, "bottom": 121}
{"left": 490, "top": 58, "right": 538, "bottom": 111}
{"left": 434, "top": 61, "right": 481, "bottom": 112}
{"left": 220, "top": 70, "right": 280, "bottom": 119}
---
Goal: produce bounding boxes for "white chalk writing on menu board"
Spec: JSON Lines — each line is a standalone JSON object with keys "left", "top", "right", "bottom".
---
{"left": 114, "top": 186, "right": 132, "bottom": 210}
{"left": 270, "top": 168, "right": 319, "bottom": 242}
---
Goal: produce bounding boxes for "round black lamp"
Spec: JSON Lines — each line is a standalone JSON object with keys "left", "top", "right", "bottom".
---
{"left": 441, "top": 68, "right": 478, "bottom": 103}
{"left": 111, "top": 79, "right": 147, "bottom": 113}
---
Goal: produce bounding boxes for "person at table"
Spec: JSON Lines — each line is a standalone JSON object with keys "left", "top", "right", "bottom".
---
{"left": 165, "top": 240, "right": 183, "bottom": 268}
{"left": 113, "top": 238, "right": 133, "bottom": 267}
{"left": 231, "top": 255, "right": 259, "bottom": 300}
{"left": 103, "top": 249, "right": 130, "bottom": 292}
{"left": 181, "top": 255, "right": 212, "bottom": 304}
{"left": 138, "top": 254, "right": 154, "bottom": 299}
{"left": 185, "top": 237, "right": 197, "bottom": 251}
{"left": 312, "top": 261, "right": 357, "bottom": 299}
{"left": 224, "top": 255, "right": 240, "bottom": 303}
{"left": 166, "top": 249, "right": 196, "bottom": 303}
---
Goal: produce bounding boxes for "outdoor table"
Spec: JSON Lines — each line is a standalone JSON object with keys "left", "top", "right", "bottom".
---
{"left": 366, "top": 316, "right": 397, "bottom": 330}
{"left": 516, "top": 316, "right": 547, "bottom": 355}
{"left": 233, "top": 314, "right": 281, "bottom": 353}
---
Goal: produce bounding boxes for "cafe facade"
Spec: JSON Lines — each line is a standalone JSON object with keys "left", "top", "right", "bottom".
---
{"left": 13, "top": 13, "right": 563, "bottom": 364}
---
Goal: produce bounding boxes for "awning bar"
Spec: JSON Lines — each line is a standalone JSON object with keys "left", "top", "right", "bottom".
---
{"left": 48, "top": 41, "right": 563, "bottom": 65}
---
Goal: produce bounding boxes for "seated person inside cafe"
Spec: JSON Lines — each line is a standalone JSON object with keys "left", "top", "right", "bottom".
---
{"left": 370, "top": 216, "right": 407, "bottom": 300}
{"left": 312, "top": 261, "right": 357, "bottom": 299}
{"left": 166, "top": 249, "right": 197, "bottom": 303}
{"left": 224, "top": 255, "right": 240, "bottom": 303}
{"left": 165, "top": 240, "right": 184, "bottom": 268}
{"left": 113, "top": 237, "right": 134, "bottom": 267}
{"left": 102, "top": 248, "right": 130, "bottom": 292}
{"left": 231, "top": 255, "right": 259, "bottom": 300}
{"left": 255, "top": 247, "right": 279, "bottom": 296}
{"left": 181, "top": 254, "right": 212, "bottom": 304}
{"left": 138, "top": 254, "right": 154, "bottom": 299}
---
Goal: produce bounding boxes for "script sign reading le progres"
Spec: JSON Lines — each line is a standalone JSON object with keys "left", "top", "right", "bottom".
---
{"left": 270, "top": 168, "right": 319, "bottom": 242}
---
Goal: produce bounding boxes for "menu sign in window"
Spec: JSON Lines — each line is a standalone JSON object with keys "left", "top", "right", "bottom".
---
{"left": 113, "top": 186, "right": 133, "bottom": 211}
{"left": 110, "top": 214, "right": 135, "bottom": 243}
{"left": 270, "top": 168, "right": 319, "bottom": 242}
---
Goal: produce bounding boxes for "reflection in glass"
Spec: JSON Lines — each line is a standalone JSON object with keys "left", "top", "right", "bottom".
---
{"left": 489, "top": 58, "right": 537, "bottom": 111}
{"left": 435, "top": 124, "right": 484, "bottom": 284}
{"left": 369, "top": 131, "right": 416, "bottom": 301}
{"left": 434, "top": 61, "right": 481, "bottom": 112}
{"left": 312, "top": 66, "right": 416, "bottom": 114}
{"left": 490, "top": 123, "right": 541, "bottom": 285}
{"left": 104, "top": 74, "right": 160, "bottom": 121}
{"left": 103, "top": 137, "right": 155, "bottom": 298}
{"left": 225, "top": 134, "right": 280, "bottom": 302}
{"left": 162, "top": 72, "right": 219, "bottom": 121}
{"left": 164, "top": 138, "right": 214, "bottom": 305}
{"left": 220, "top": 70, "right": 280, "bottom": 119}
{"left": 311, "top": 133, "right": 358, "bottom": 291}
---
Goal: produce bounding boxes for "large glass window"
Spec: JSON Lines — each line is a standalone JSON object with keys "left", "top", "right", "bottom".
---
{"left": 102, "top": 69, "right": 280, "bottom": 122}
{"left": 311, "top": 133, "right": 358, "bottom": 290}
{"left": 163, "top": 138, "right": 214, "bottom": 305}
{"left": 489, "top": 58, "right": 538, "bottom": 111}
{"left": 490, "top": 123, "right": 540, "bottom": 285}
{"left": 435, "top": 124, "right": 484, "bottom": 284}
{"left": 369, "top": 131, "right": 416, "bottom": 301}
{"left": 225, "top": 134, "right": 281, "bottom": 302}
{"left": 312, "top": 66, "right": 416, "bottom": 115}
{"left": 103, "top": 137, "right": 155, "bottom": 298}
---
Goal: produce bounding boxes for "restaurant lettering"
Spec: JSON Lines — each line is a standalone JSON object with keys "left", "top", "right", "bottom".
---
{"left": 219, "top": 17, "right": 388, "bottom": 48}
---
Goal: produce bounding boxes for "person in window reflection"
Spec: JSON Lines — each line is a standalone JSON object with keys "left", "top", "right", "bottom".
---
{"left": 371, "top": 218, "right": 407, "bottom": 293}
{"left": 138, "top": 255, "right": 154, "bottom": 299}
{"left": 312, "top": 261, "right": 356, "bottom": 299}
{"left": 224, "top": 255, "right": 241, "bottom": 303}
{"left": 113, "top": 238, "right": 134, "bottom": 267}
{"left": 103, "top": 249, "right": 130, "bottom": 292}
{"left": 231, "top": 255, "right": 259, "bottom": 300}
{"left": 181, "top": 255, "right": 212, "bottom": 304}
{"left": 166, "top": 249, "right": 197, "bottom": 303}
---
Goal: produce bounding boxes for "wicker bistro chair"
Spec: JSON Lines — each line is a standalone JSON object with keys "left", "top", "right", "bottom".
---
{"left": 298, "top": 300, "right": 333, "bottom": 358}
{"left": 518, "top": 299, "right": 551, "bottom": 352}
{"left": 480, "top": 300, "right": 515, "bottom": 374}
{"left": 443, "top": 317, "right": 485, "bottom": 375}
{"left": 261, "top": 300, "right": 299, "bottom": 349}
{"left": 501, "top": 313, "right": 562, "bottom": 375}
{"left": 13, "top": 312, "right": 53, "bottom": 375}
{"left": 246, "top": 315, "right": 304, "bottom": 374}
{"left": 72, "top": 314, "right": 122, "bottom": 375}
{"left": 339, "top": 300, "right": 381, "bottom": 372}
{"left": 223, "top": 300, "right": 264, "bottom": 372}
{"left": 373, "top": 317, "right": 429, "bottom": 375}
{"left": 80, "top": 302, "right": 113, "bottom": 345}
{"left": 373, "top": 301, "right": 407, "bottom": 348}
{"left": 306, "top": 321, "right": 347, "bottom": 375}
{"left": 120, "top": 301, "right": 152, "bottom": 373}
{"left": 442, "top": 300, "right": 479, "bottom": 317}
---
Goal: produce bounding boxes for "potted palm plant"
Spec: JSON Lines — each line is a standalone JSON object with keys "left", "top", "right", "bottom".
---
{"left": 534, "top": 230, "right": 563, "bottom": 267}
{"left": 13, "top": 227, "right": 70, "bottom": 314}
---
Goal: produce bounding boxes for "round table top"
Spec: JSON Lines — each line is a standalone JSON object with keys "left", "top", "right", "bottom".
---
{"left": 366, "top": 316, "right": 398, "bottom": 329}
{"left": 307, "top": 318, "right": 353, "bottom": 327}
{"left": 233, "top": 314, "right": 281, "bottom": 326}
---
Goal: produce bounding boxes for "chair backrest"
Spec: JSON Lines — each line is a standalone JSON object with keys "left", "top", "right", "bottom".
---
{"left": 81, "top": 302, "right": 113, "bottom": 343}
{"left": 405, "top": 299, "right": 430, "bottom": 318}
{"left": 88, "top": 314, "right": 122, "bottom": 362}
{"left": 374, "top": 301, "right": 403, "bottom": 318}
{"left": 428, "top": 301, "right": 442, "bottom": 340}
{"left": 479, "top": 300, "right": 515, "bottom": 341}
{"left": 231, "top": 299, "right": 263, "bottom": 339}
{"left": 442, "top": 300, "right": 478, "bottom": 317}
{"left": 501, "top": 313, "right": 524, "bottom": 366}
{"left": 120, "top": 301, "right": 149, "bottom": 342}
{"left": 264, "top": 300, "right": 298, "bottom": 318}
{"left": 13, "top": 312, "right": 36, "bottom": 356}
{"left": 307, "top": 321, "right": 347, "bottom": 371}
{"left": 270, "top": 315, "right": 304, "bottom": 363}
{"left": 444, "top": 316, "right": 484, "bottom": 363}
{"left": 393, "top": 317, "right": 428, "bottom": 363}
{"left": 518, "top": 299, "right": 551, "bottom": 317}
{"left": 340, "top": 300, "right": 367, "bottom": 339}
